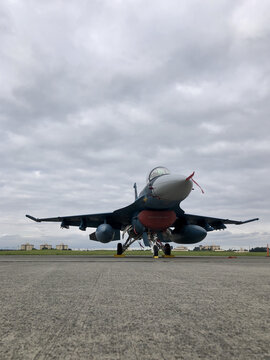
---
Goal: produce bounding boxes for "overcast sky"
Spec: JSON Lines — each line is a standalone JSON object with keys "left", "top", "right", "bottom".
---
{"left": 0, "top": 0, "right": 269, "bottom": 249}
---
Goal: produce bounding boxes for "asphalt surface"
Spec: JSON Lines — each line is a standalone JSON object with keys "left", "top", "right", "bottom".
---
{"left": 0, "top": 256, "right": 269, "bottom": 360}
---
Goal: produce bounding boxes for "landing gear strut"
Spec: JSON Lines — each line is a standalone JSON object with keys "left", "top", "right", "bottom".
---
{"left": 115, "top": 230, "right": 140, "bottom": 256}
{"left": 116, "top": 229, "right": 173, "bottom": 258}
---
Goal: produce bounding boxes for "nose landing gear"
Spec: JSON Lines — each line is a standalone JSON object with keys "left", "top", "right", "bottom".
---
{"left": 164, "top": 243, "right": 171, "bottom": 256}
{"left": 151, "top": 242, "right": 174, "bottom": 258}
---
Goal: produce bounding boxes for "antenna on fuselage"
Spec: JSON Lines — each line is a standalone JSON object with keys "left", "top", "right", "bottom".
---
{"left": 133, "top": 183, "right": 138, "bottom": 200}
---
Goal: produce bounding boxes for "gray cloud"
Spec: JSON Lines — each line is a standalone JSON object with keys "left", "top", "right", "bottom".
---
{"left": 0, "top": 0, "right": 269, "bottom": 249}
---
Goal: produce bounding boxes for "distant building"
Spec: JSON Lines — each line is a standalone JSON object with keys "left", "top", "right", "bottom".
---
{"left": 174, "top": 246, "right": 188, "bottom": 251}
{"left": 21, "top": 243, "right": 34, "bottom": 251}
{"left": 56, "top": 243, "right": 68, "bottom": 250}
{"left": 40, "top": 244, "right": 52, "bottom": 250}
{"left": 236, "top": 248, "right": 248, "bottom": 252}
{"left": 199, "top": 245, "right": 221, "bottom": 251}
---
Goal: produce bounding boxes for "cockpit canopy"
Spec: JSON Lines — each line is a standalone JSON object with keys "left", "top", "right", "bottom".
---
{"left": 148, "top": 166, "right": 170, "bottom": 183}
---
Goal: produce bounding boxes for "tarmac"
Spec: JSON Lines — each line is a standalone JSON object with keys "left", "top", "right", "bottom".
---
{"left": 0, "top": 256, "right": 269, "bottom": 360}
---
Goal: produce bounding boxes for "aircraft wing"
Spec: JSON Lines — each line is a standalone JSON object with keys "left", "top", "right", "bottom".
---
{"left": 26, "top": 197, "right": 145, "bottom": 229}
{"left": 26, "top": 212, "right": 117, "bottom": 229}
{"left": 182, "top": 213, "right": 259, "bottom": 230}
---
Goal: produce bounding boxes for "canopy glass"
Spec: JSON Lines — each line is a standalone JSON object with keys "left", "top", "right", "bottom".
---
{"left": 148, "top": 167, "right": 170, "bottom": 182}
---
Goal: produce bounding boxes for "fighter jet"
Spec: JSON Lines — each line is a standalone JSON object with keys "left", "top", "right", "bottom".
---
{"left": 26, "top": 166, "right": 258, "bottom": 257}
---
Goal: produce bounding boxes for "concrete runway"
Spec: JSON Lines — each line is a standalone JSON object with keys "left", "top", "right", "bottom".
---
{"left": 0, "top": 256, "right": 269, "bottom": 360}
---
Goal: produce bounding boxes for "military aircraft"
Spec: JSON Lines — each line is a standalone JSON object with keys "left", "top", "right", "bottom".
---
{"left": 26, "top": 166, "right": 258, "bottom": 257}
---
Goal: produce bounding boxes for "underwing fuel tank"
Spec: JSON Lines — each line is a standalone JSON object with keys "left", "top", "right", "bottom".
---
{"left": 95, "top": 224, "right": 115, "bottom": 243}
{"left": 168, "top": 225, "right": 207, "bottom": 244}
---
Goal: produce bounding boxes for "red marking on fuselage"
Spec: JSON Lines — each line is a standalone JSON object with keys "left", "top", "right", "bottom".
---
{"left": 138, "top": 210, "right": 176, "bottom": 231}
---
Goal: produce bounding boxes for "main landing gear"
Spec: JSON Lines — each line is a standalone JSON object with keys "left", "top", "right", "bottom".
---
{"left": 115, "top": 230, "right": 174, "bottom": 258}
{"left": 117, "top": 243, "right": 123, "bottom": 255}
{"left": 115, "top": 230, "right": 140, "bottom": 257}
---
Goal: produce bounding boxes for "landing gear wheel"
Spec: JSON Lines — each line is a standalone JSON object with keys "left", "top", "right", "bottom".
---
{"left": 153, "top": 244, "right": 159, "bottom": 257}
{"left": 117, "top": 243, "right": 123, "bottom": 255}
{"left": 164, "top": 244, "right": 171, "bottom": 256}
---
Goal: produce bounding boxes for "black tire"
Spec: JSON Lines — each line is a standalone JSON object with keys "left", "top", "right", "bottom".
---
{"left": 117, "top": 243, "right": 123, "bottom": 255}
{"left": 153, "top": 244, "right": 159, "bottom": 257}
{"left": 164, "top": 243, "right": 171, "bottom": 256}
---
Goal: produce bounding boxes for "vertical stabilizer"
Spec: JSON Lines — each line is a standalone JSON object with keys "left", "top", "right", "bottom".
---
{"left": 133, "top": 183, "right": 138, "bottom": 200}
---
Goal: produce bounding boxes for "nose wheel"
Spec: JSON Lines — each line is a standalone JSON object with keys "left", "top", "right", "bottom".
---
{"left": 164, "top": 243, "right": 171, "bottom": 256}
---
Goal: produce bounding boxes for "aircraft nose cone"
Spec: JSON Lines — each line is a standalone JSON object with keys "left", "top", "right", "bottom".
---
{"left": 152, "top": 175, "right": 193, "bottom": 202}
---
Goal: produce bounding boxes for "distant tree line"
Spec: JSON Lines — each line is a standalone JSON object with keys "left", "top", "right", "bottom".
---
{"left": 192, "top": 246, "right": 267, "bottom": 252}
{"left": 249, "top": 247, "right": 267, "bottom": 252}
